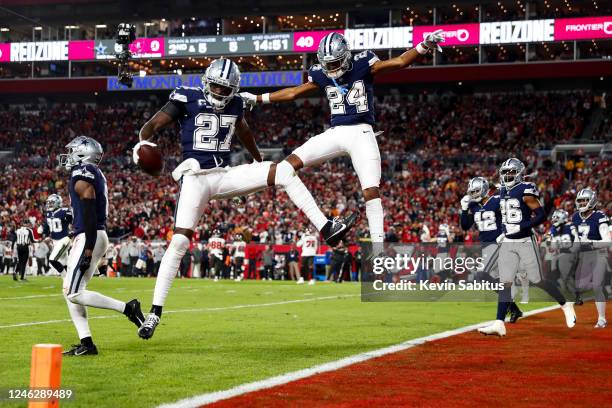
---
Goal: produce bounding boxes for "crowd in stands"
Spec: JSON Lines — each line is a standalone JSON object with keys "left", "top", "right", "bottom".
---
{"left": 0, "top": 90, "right": 609, "bottom": 252}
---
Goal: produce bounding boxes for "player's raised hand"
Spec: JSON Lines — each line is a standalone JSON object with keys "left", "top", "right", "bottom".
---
{"left": 239, "top": 92, "right": 258, "bottom": 108}
{"left": 418, "top": 29, "right": 444, "bottom": 54}
{"left": 460, "top": 195, "right": 472, "bottom": 211}
{"left": 132, "top": 140, "right": 157, "bottom": 165}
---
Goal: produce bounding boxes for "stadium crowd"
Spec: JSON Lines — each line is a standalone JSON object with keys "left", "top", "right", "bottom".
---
{"left": 0, "top": 90, "right": 609, "bottom": 255}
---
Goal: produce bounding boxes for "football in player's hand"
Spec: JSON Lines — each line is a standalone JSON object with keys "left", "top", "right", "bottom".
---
{"left": 137, "top": 144, "right": 164, "bottom": 176}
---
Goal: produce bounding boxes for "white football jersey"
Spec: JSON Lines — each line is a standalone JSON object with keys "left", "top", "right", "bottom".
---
{"left": 208, "top": 237, "right": 226, "bottom": 259}
{"left": 298, "top": 234, "right": 318, "bottom": 257}
{"left": 232, "top": 241, "right": 246, "bottom": 258}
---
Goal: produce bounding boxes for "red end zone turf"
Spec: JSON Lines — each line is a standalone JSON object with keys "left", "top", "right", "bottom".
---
{"left": 210, "top": 303, "right": 611, "bottom": 408}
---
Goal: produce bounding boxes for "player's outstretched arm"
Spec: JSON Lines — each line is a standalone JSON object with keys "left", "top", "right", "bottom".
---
{"left": 370, "top": 29, "right": 444, "bottom": 76}
{"left": 240, "top": 81, "right": 319, "bottom": 106}
{"left": 236, "top": 118, "right": 263, "bottom": 162}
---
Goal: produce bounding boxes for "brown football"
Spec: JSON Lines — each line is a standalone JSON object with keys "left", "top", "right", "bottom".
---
{"left": 137, "top": 144, "right": 164, "bottom": 176}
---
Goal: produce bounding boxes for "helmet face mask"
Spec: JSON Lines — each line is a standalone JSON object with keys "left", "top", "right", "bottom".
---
{"left": 467, "top": 177, "right": 489, "bottom": 202}
{"left": 499, "top": 158, "right": 525, "bottom": 188}
{"left": 575, "top": 188, "right": 596, "bottom": 213}
{"left": 551, "top": 209, "right": 568, "bottom": 226}
{"left": 203, "top": 58, "right": 240, "bottom": 110}
{"left": 46, "top": 194, "right": 62, "bottom": 212}
{"left": 58, "top": 136, "right": 103, "bottom": 170}
{"left": 317, "top": 33, "right": 352, "bottom": 79}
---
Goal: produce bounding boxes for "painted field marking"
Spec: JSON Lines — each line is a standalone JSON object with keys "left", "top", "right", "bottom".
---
{"left": 0, "top": 294, "right": 359, "bottom": 329}
{"left": 157, "top": 304, "right": 561, "bottom": 408}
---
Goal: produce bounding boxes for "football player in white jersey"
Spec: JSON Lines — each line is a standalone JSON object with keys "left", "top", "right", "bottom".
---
{"left": 297, "top": 228, "right": 319, "bottom": 284}
{"left": 207, "top": 229, "right": 226, "bottom": 281}
{"left": 230, "top": 233, "right": 246, "bottom": 281}
{"left": 241, "top": 31, "right": 445, "bottom": 257}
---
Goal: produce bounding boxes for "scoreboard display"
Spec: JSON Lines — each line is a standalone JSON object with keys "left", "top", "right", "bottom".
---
{"left": 166, "top": 33, "right": 292, "bottom": 57}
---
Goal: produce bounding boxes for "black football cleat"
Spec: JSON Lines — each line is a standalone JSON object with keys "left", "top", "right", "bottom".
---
{"left": 322, "top": 213, "right": 358, "bottom": 247}
{"left": 63, "top": 343, "right": 98, "bottom": 356}
{"left": 508, "top": 305, "right": 523, "bottom": 324}
{"left": 138, "top": 313, "right": 160, "bottom": 340}
{"left": 575, "top": 293, "right": 584, "bottom": 306}
{"left": 124, "top": 299, "right": 145, "bottom": 329}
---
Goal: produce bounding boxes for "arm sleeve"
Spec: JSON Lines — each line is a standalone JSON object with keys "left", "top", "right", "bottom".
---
{"left": 508, "top": 206, "right": 546, "bottom": 238}
{"left": 460, "top": 210, "right": 474, "bottom": 231}
{"left": 81, "top": 198, "right": 98, "bottom": 251}
{"left": 160, "top": 100, "right": 186, "bottom": 121}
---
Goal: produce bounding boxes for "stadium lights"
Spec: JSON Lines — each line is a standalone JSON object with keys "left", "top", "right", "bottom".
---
{"left": 0, "top": 28, "right": 10, "bottom": 32}
{"left": 95, "top": 24, "right": 107, "bottom": 28}
{"left": 34, "top": 27, "right": 43, "bottom": 31}
{"left": 64, "top": 25, "right": 79, "bottom": 29}
{"left": 144, "top": 22, "right": 154, "bottom": 26}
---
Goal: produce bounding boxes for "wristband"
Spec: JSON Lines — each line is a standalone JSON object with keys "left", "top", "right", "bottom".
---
{"left": 415, "top": 43, "right": 428, "bottom": 55}
{"left": 262, "top": 93, "right": 271, "bottom": 104}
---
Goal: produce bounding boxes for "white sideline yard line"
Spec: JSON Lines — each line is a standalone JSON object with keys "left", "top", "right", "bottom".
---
{"left": 157, "top": 304, "right": 562, "bottom": 408}
{"left": 0, "top": 294, "right": 358, "bottom": 329}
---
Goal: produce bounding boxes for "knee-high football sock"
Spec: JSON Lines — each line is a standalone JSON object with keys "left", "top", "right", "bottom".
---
{"left": 65, "top": 295, "right": 91, "bottom": 339}
{"left": 365, "top": 198, "right": 384, "bottom": 243}
{"left": 536, "top": 280, "right": 566, "bottom": 305}
{"left": 496, "top": 286, "right": 512, "bottom": 320}
{"left": 68, "top": 290, "right": 125, "bottom": 313}
{"left": 595, "top": 301, "right": 606, "bottom": 320}
{"left": 275, "top": 161, "right": 328, "bottom": 231}
{"left": 151, "top": 234, "right": 190, "bottom": 315}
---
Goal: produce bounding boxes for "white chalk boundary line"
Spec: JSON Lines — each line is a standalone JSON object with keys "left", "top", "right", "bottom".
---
{"left": 0, "top": 294, "right": 359, "bottom": 329}
{"left": 157, "top": 304, "right": 562, "bottom": 408}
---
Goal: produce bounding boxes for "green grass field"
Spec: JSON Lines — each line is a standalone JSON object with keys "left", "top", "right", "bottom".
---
{"left": 0, "top": 275, "right": 546, "bottom": 408}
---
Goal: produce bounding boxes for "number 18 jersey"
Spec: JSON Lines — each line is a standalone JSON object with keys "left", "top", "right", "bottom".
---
{"left": 169, "top": 86, "right": 244, "bottom": 170}
{"left": 308, "top": 50, "right": 379, "bottom": 127}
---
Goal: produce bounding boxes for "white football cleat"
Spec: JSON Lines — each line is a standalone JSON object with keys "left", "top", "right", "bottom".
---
{"left": 594, "top": 319, "right": 607, "bottom": 329}
{"left": 562, "top": 302, "right": 576, "bottom": 328}
{"left": 296, "top": 277, "right": 304, "bottom": 284}
{"left": 213, "top": 276, "right": 219, "bottom": 282}
{"left": 308, "top": 279, "right": 316, "bottom": 285}
{"left": 478, "top": 320, "right": 506, "bottom": 337}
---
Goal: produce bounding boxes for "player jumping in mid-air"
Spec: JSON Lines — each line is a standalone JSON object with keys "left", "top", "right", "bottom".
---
{"left": 571, "top": 188, "right": 610, "bottom": 328}
{"left": 460, "top": 176, "right": 523, "bottom": 323}
{"left": 134, "top": 58, "right": 356, "bottom": 339}
{"left": 59, "top": 136, "right": 145, "bottom": 355}
{"left": 478, "top": 158, "right": 576, "bottom": 337}
{"left": 43, "top": 194, "right": 72, "bottom": 275}
{"left": 240, "top": 30, "right": 445, "bottom": 256}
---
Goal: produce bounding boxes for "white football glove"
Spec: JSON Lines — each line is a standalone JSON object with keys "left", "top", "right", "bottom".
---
{"left": 239, "top": 92, "right": 257, "bottom": 107}
{"left": 132, "top": 140, "right": 157, "bottom": 165}
{"left": 417, "top": 29, "right": 444, "bottom": 54}
{"left": 460, "top": 195, "right": 472, "bottom": 211}
{"left": 496, "top": 233, "right": 506, "bottom": 244}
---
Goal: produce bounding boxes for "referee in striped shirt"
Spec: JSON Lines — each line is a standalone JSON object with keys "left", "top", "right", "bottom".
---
{"left": 14, "top": 220, "right": 35, "bottom": 281}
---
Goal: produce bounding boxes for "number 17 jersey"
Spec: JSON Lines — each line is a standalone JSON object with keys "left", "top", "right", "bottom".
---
{"left": 308, "top": 50, "right": 379, "bottom": 127}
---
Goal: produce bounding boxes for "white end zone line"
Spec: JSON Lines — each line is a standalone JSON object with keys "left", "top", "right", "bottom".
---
{"left": 0, "top": 294, "right": 359, "bottom": 329}
{"left": 157, "top": 304, "right": 562, "bottom": 408}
